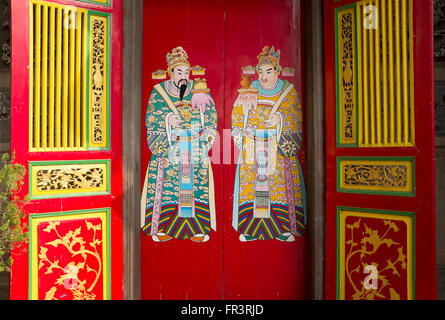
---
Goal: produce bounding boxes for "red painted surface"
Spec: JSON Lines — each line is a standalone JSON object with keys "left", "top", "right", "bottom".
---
{"left": 223, "top": 0, "right": 307, "bottom": 300}
{"left": 324, "top": 0, "right": 436, "bottom": 300}
{"left": 140, "top": 0, "right": 306, "bottom": 300}
{"left": 342, "top": 214, "right": 410, "bottom": 300}
{"left": 140, "top": 0, "right": 225, "bottom": 300}
{"left": 36, "top": 216, "right": 106, "bottom": 300}
{"left": 10, "top": 0, "right": 123, "bottom": 300}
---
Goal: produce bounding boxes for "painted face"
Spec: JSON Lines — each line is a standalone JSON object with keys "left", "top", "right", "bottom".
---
{"left": 258, "top": 64, "right": 279, "bottom": 89}
{"left": 171, "top": 65, "right": 190, "bottom": 88}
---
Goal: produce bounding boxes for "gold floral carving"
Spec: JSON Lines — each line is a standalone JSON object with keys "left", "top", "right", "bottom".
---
{"left": 338, "top": 8, "right": 356, "bottom": 145}
{"left": 38, "top": 220, "right": 103, "bottom": 300}
{"left": 36, "top": 166, "right": 105, "bottom": 192}
{"left": 343, "top": 164, "right": 408, "bottom": 187}
{"left": 90, "top": 15, "right": 107, "bottom": 147}
{"left": 345, "top": 218, "right": 407, "bottom": 300}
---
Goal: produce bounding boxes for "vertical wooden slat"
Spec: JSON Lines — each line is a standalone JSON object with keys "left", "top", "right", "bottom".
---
{"left": 402, "top": 0, "right": 409, "bottom": 145}
{"left": 48, "top": 6, "right": 55, "bottom": 149}
{"left": 363, "top": 1, "right": 369, "bottom": 146}
{"left": 388, "top": 0, "right": 395, "bottom": 146}
{"left": 395, "top": 0, "right": 402, "bottom": 145}
{"left": 29, "top": 2, "right": 34, "bottom": 150}
{"left": 41, "top": 5, "right": 48, "bottom": 149}
{"left": 62, "top": 8, "right": 69, "bottom": 148}
{"left": 82, "top": 11, "right": 88, "bottom": 148}
{"left": 375, "top": 0, "right": 382, "bottom": 146}
{"left": 34, "top": 3, "right": 41, "bottom": 150}
{"left": 409, "top": 0, "right": 415, "bottom": 145}
{"left": 69, "top": 8, "right": 76, "bottom": 148}
{"left": 357, "top": 2, "right": 364, "bottom": 146}
{"left": 75, "top": 11, "right": 82, "bottom": 148}
{"left": 369, "top": 0, "right": 376, "bottom": 146}
{"left": 382, "top": 0, "right": 388, "bottom": 144}
{"left": 55, "top": 6, "right": 62, "bottom": 149}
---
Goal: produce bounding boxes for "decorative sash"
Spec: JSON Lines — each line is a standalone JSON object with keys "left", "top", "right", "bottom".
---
{"left": 151, "top": 158, "right": 165, "bottom": 236}
{"left": 284, "top": 157, "right": 297, "bottom": 235}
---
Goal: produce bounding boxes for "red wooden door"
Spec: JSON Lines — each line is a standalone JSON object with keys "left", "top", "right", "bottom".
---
{"left": 324, "top": 0, "right": 436, "bottom": 299}
{"left": 140, "top": 0, "right": 306, "bottom": 299}
{"left": 140, "top": 0, "right": 225, "bottom": 300}
{"left": 10, "top": 0, "right": 123, "bottom": 300}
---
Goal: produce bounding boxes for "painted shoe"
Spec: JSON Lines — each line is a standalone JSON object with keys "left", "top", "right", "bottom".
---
{"left": 276, "top": 233, "right": 295, "bottom": 242}
{"left": 152, "top": 233, "right": 173, "bottom": 242}
{"left": 190, "top": 234, "right": 210, "bottom": 243}
{"left": 239, "top": 234, "right": 257, "bottom": 242}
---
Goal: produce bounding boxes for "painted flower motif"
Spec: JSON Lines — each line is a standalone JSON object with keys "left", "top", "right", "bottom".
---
{"left": 281, "top": 140, "right": 296, "bottom": 156}
{"left": 146, "top": 114, "right": 157, "bottom": 127}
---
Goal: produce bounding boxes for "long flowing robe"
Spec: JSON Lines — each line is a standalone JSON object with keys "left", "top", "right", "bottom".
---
{"left": 141, "top": 80, "right": 218, "bottom": 239}
{"left": 231, "top": 79, "right": 306, "bottom": 240}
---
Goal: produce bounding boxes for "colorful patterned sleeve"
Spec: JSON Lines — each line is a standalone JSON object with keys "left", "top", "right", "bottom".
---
{"left": 199, "top": 93, "right": 219, "bottom": 155}
{"left": 231, "top": 99, "right": 245, "bottom": 150}
{"left": 277, "top": 88, "right": 303, "bottom": 158}
{"left": 145, "top": 89, "right": 170, "bottom": 158}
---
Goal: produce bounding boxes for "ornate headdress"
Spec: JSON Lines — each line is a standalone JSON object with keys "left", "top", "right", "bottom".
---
{"left": 166, "top": 46, "right": 190, "bottom": 74}
{"left": 256, "top": 46, "right": 282, "bottom": 74}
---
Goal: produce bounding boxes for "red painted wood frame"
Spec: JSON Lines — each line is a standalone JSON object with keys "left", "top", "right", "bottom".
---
{"left": 10, "top": 0, "right": 123, "bottom": 299}
{"left": 140, "top": 0, "right": 307, "bottom": 299}
{"left": 324, "top": 0, "right": 436, "bottom": 299}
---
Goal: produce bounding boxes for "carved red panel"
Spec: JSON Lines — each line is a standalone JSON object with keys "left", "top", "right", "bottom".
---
{"left": 30, "top": 210, "right": 110, "bottom": 300}
{"left": 338, "top": 208, "right": 414, "bottom": 300}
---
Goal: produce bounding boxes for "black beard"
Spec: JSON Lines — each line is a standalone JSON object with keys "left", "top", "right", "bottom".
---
{"left": 179, "top": 83, "right": 187, "bottom": 101}
{"left": 174, "top": 79, "right": 188, "bottom": 101}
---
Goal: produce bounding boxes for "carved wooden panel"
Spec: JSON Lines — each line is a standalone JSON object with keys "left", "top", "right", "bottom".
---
{"left": 0, "top": 0, "right": 10, "bottom": 68}
{"left": 434, "top": 0, "right": 445, "bottom": 60}
{"left": 29, "top": 160, "right": 110, "bottom": 199}
{"left": 89, "top": 13, "right": 109, "bottom": 149}
{"left": 29, "top": 209, "right": 111, "bottom": 300}
{"left": 337, "top": 157, "right": 414, "bottom": 197}
{"left": 338, "top": 207, "right": 415, "bottom": 300}
{"left": 336, "top": 5, "right": 357, "bottom": 146}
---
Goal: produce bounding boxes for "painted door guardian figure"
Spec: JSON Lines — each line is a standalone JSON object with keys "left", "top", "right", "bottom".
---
{"left": 231, "top": 46, "right": 306, "bottom": 242}
{"left": 141, "top": 47, "right": 218, "bottom": 243}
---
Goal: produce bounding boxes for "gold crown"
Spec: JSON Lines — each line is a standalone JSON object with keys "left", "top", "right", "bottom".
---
{"left": 256, "top": 46, "right": 282, "bottom": 74}
{"left": 166, "top": 46, "right": 190, "bottom": 72}
{"left": 281, "top": 67, "right": 295, "bottom": 77}
{"left": 191, "top": 65, "right": 206, "bottom": 75}
{"left": 152, "top": 69, "right": 167, "bottom": 80}
{"left": 242, "top": 65, "right": 256, "bottom": 75}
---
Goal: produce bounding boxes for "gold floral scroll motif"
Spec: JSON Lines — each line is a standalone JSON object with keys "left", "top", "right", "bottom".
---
{"left": 337, "top": 7, "right": 357, "bottom": 145}
{"left": 338, "top": 158, "right": 414, "bottom": 196}
{"left": 89, "top": 14, "right": 108, "bottom": 148}
{"left": 30, "top": 161, "right": 109, "bottom": 198}
{"left": 338, "top": 209, "right": 414, "bottom": 300}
